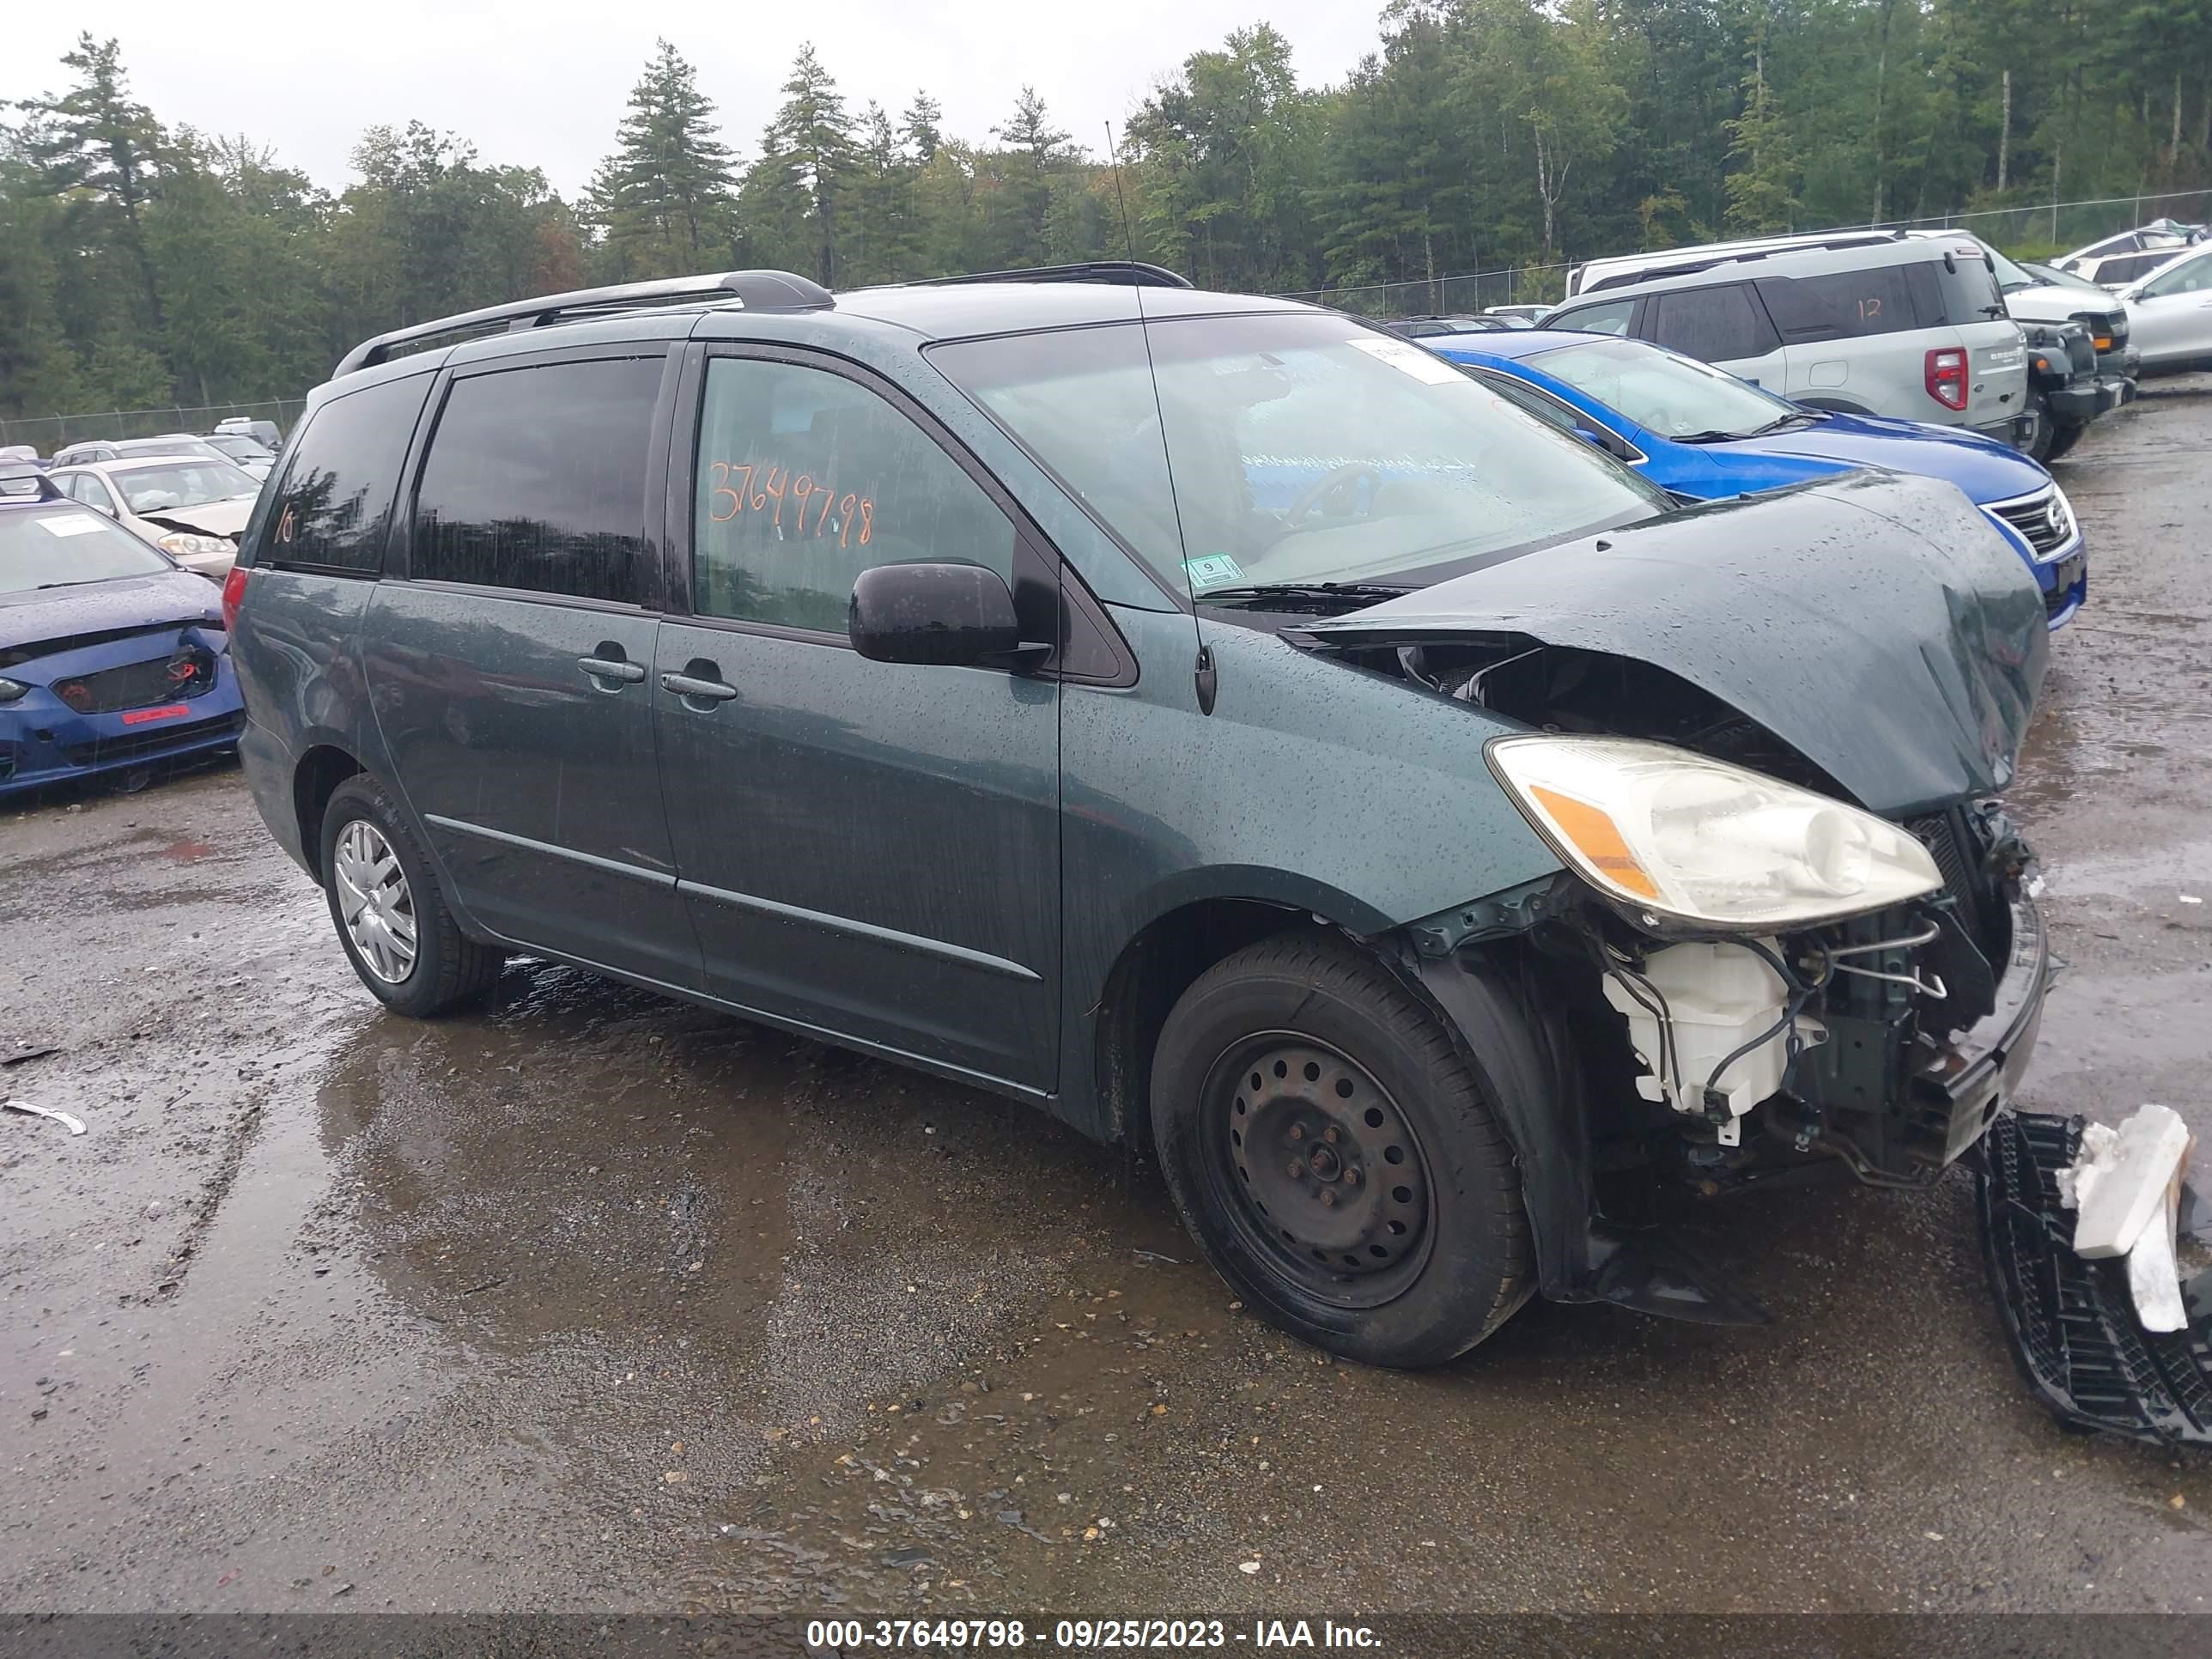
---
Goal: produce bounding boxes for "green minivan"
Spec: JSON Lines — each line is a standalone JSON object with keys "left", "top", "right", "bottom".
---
{"left": 228, "top": 264, "right": 2051, "bottom": 1366}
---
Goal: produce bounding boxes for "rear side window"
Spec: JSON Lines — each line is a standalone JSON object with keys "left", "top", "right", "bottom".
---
{"left": 262, "top": 374, "right": 431, "bottom": 574}
{"left": 1759, "top": 265, "right": 1926, "bottom": 341}
{"left": 411, "top": 356, "right": 663, "bottom": 603}
{"left": 1551, "top": 298, "right": 1635, "bottom": 337}
{"left": 1648, "top": 284, "right": 1781, "bottom": 361}
{"left": 1906, "top": 253, "right": 2008, "bottom": 329}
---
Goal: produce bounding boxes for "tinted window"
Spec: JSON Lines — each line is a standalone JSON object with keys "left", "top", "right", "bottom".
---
{"left": 412, "top": 357, "right": 662, "bottom": 603}
{"left": 1909, "top": 252, "right": 2008, "bottom": 328}
{"left": 1551, "top": 298, "right": 1635, "bottom": 337}
{"left": 1649, "top": 284, "right": 1781, "bottom": 361}
{"left": 264, "top": 374, "right": 432, "bottom": 574}
{"left": 692, "top": 357, "right": 1017, "bottom": 633}
{"left": 1759, "top": 265, "right": 1927, "bottom": 341}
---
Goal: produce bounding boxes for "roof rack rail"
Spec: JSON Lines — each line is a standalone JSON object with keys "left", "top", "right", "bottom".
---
{"left": 1581, "top": 231, "right": 1909, "bottom": 294}
{"left": 911, "top": 260, "right": 1194, "bottom": 290}
{"left": 332, "top": 269, "right": 835, "bottom": 377}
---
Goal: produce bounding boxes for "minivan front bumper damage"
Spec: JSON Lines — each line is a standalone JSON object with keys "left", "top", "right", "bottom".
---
{"left": 1979, "top": 1111, "right": 2212, "bottom": 1446}
{"left": 1412, "top": 880, "right": 2051, "bottom": 1326}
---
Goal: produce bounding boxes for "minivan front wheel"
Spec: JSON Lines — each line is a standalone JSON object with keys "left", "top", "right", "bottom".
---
{"left": 1150, "top": 934, "right": 1534, "bottom": 1367}
{"left": 319, "top": 776, "right": 503, "bottom": 1017}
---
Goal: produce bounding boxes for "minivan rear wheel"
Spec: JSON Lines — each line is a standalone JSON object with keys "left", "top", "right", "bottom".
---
{"left": 319, "top": 776, "right": 503, "bottom": 1017}
{"left": 1150, "top": 933, "right": 1534, "bottom": 1368}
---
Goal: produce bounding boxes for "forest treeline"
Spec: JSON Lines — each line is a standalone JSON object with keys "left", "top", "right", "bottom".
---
{"left": 3, "top": 0, "right": 2209, "bottom": 418}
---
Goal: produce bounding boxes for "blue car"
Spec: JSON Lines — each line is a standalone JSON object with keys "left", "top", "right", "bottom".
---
{"left": 1431, "top": 331, "right": 2087, "bottom": 629}
{"left": 1, "top": 474, "right": 244, "bottom": 798}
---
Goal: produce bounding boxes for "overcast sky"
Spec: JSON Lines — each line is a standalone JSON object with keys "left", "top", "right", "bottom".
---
{"left": 1, "top": 3, "right": 1386, "bottom": 196}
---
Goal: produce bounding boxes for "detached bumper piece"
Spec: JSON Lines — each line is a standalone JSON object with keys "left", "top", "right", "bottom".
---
{"left": 1978, "top": 1110, "right": 2212, "bottom": 1447}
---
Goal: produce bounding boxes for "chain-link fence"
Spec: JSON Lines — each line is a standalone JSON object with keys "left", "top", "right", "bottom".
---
{"left": 0, "top": 398, "right": 312, "bottom": 456}
{"left": 1852, "top": 186, "right": 2211, "bottom": 260}
{"left": 1277, "top": 263, "right": 1572, "bottom": 319}
{"left": 1273, "top": 187, "right": 2210, "bottom": 317}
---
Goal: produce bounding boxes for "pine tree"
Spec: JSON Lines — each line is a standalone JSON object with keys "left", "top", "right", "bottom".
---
{"left": 19, "top": 35, "right": 169, "bottom": 340}
{"left": 1723, "top": 66, "right": 1801, "bottom": 233}
{"left": 991, "top": 88, "right": 1076, "bottom": 265}
{"left": 586, "top": 40, "right": 739, "bottom": 279}
{"left": 901, "top": 93, "right": 944, "bottom": 162}
{"left": 746, "top": 45, "right": 858, "bottom": 286}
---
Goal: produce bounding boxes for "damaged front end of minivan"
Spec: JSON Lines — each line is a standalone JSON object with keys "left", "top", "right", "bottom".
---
{"left": 1296, "top": 471, "right": 2054, "bottom": 1323}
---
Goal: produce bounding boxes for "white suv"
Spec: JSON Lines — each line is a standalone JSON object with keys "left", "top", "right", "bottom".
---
{"left": 1547, "top": 237, "right": 2028, "bottom": 441}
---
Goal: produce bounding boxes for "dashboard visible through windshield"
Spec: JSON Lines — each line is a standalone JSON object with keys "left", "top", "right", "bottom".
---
{"left": 931, "top": 312, "right": 1669, "bottom": 602}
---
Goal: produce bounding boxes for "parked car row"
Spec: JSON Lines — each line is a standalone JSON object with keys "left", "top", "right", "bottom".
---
{"left": 1539, "top": 221, "right": 2210, "bottom": 465}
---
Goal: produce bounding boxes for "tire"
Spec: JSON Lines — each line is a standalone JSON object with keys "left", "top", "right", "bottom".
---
{"left": 2019, "top": 390, "right": 2055, "bottom": 462}
{"left": 2042, "top": 418, "right": 2086, "bottom": 462}
{"left": 319, "top": 775, "right": 503, "bottom": 1017}
{"left": 1149, "top": 932, "right": 1534, "bottom": 1368}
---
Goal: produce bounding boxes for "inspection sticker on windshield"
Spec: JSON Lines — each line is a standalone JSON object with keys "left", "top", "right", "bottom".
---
{"left": 1184, "top": 555, "right": 1245, "bottom": 591}
{"left": 1346, "top": 336, "right": 1465, "bottom": 385}
{"left": 36, "top": 514, "right": 105, "bottom": 538}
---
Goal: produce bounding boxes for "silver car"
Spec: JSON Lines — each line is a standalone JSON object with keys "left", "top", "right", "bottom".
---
{"left": 46, "top": 454, "right": 259, "bottom": 580}
{"left": 2115, "top": 244, "right": 2212, "bottom": 371}
{"left": 1546, "top": 237, "right": 2028, "bottom": 441}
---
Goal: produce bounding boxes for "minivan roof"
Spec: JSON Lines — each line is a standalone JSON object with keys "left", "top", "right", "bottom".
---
{"left": 334, "top": 262, "right": 1302, "bottom": 380}
{"left": 1553, "top": 234, "right": 1966, "bottom": 311}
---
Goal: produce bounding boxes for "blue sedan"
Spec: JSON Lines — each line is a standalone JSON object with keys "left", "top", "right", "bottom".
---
{"left": 1, "top": 477, "right": 245, "bottom": 798}
{"left": 1431, "top": 331, "right": 2087, "bottom": 629}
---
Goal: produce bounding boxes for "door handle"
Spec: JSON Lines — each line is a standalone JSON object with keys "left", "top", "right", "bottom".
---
{"left": 660, "top": 671, "right": 739, "bottom": 703}
{"left": 578, "top": 655, "right": 646, "bottom": 685}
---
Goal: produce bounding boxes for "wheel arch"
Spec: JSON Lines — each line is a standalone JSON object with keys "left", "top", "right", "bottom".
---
{"left": 292, "top": 740, "right": 366, "bottom": 884}
{"left": 1087, "top": 874, "right": 1401, "bottom": 1152}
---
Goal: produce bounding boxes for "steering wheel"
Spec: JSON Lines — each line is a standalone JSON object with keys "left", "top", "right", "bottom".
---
{"left": 1282, "top": 462, "right": 1384, "bottom": 532}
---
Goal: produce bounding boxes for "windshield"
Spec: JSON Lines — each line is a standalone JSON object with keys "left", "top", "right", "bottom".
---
{"left": 0, "top": 505, "right": 173, "bottom": 593}
{"left": 1985, "top": 245, "right": 2037, "bottom": 291}
{"left": 2022, "top": 261, "right": 2106, "bottom": 294}
{"left": 1522, "top": 337, "right": 1797, "bottom": 441}
{"left": 117, "top": 437, "right": 229, "bottom": 463}
{"left": 205, "top": 434, "right": 274, "bottom": 462}
{"left": 111, "top": 461, "right": 258, "bottom": 514}
{"left": 931, "top": 312, "right": 1668, "bottom": 595}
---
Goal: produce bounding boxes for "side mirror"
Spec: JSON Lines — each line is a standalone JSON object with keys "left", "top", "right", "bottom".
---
{"left": 849, "top": 561, "right": 1031, "bottom": 667}
{"left": 1571, "top": 425, "right": 1610, "bottom": 450}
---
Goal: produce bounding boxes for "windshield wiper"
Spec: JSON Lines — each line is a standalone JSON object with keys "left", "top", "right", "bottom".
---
{"left": 1675, "top": 411, "right": 1819, "bottom": 444}
{"left": 1196, "top": 581, "right": 1412, "bottom": 611}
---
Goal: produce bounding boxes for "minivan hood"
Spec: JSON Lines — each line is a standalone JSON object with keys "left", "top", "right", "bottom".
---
{"left": 1297, "top": 471, "right": 2047, "bottom": 817}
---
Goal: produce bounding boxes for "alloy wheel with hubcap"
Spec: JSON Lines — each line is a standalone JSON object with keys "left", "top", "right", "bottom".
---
{"left": 332, "top": 817, "right": 417, "bottom": 983}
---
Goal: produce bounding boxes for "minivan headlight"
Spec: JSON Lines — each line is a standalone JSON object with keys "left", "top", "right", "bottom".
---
{"left": 1486, "top": 735, "right": 1942, "bottom": 930}
{"left": 0, "top": 677, "right": 27, "bottom": 704}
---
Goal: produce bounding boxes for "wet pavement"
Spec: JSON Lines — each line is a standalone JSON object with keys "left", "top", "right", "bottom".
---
{"left": 3, "top": 380, "right": 2209, "bottom": 1620}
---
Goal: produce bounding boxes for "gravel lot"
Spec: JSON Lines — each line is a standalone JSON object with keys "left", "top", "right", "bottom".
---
{"left": 3, "top": 378, "right": 2209, "bottom": 1618}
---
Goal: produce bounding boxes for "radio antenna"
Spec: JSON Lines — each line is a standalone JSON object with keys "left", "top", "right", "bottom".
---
{"left": 1104, "top": 120, "right": 1215, "bottom": 714}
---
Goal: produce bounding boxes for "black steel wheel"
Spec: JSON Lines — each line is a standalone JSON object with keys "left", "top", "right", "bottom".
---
{"left": 1151, "top": 931, "right": 1534, "bottom": 1368}
{"left": 2043, "top": 418, "right": 2087, "bottom": 462}
{"left": 2018, "top": 389, "right": 2055, "bottom": 462}
{"left": 1204, "top": 1036, "right": 1434, "bottom": 1308}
